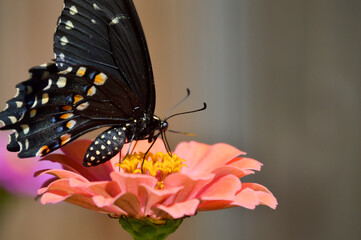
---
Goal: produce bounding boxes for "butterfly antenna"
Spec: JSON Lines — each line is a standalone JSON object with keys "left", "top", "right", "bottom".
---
{"left": 165, "top": 102, "right": 207, "bottom": 121}
{"left": 168, "top": 129, "right": 195, "bottom": 136}
{"left": 164, "top": 88, "right": 191, "bottom": 120}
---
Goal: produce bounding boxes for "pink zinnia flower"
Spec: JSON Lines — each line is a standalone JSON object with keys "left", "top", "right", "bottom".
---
{"left": 38, "top": 139, "right": 276, "bottom": 217}
{"left": 37, "top": 139, "right": 277, "bottom": 239}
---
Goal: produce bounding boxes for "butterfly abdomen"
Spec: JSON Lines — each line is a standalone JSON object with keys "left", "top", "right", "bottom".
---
{"left": 83, "top": 126, "right": 126, "bottom": 166}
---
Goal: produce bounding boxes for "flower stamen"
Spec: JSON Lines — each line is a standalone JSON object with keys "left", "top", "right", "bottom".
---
{"left": 116, "top": 152, "right": 187, "bottom": 189}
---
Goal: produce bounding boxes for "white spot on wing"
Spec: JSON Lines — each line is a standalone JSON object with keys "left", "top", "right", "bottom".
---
{"left": 93, "top": 3, "right": 101, "bottom": 10}
{"left": 60, "top": 67, "right": 73, "bottom": 74}
{"left": 76, "top": 67, "right": 86, "bottom": 76}
{"left": 25, "top": 139, "right": 29, "bottom": 150}
{"left": 3, "top": 103, "right": 9, "bottom": 111}
{"left": 15, "top": 101, "right": 23, "bottom": 108}
{"left": 14, "top": 88, "right": 20, "bottom": 98}
{"left": 18, "top": 142, "right": 23, "bottom": 152}
{"left": 31, "top": 96, "right": 38, "bottom": 108}
{"left": 76, "top": 102, "right": 89, "bottom": 111}
{"left": 65, "top": 20, "right": 74, "bottom": 30}
{"left": 9, "top": 116, "right": 17, "bottom": 124}
{"left": 87, "top": 86, "right": 96, "bottom": 96}
{"left": 59, "top": 53, "right": 65, "bottom": 60}
{"left": 91, "top": 19, "right": 97, "bottom": 24}
{"left": 57, "top": 77, "right": 67, "bottom": 88}
{"left": 110, "top": 17, "right": 120, "bottom": 25}
{"left": 67, "top": 120, "right": 76, "bottom": 129}
{"left": 21, "top": 124, "right": 30, "bottom": 134}
{"left": 42, "top": 93, "right": 49, "bottom": 104}
{"left": 43, "top": 79, "right": 52, "bottom": 91}
{"left": 60, "top": 36, "right": 69, "bottom": 46}
{"left": 69, "top": 6, "right": 78, "bottom": 15}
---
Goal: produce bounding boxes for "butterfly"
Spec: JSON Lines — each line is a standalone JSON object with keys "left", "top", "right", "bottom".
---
{"left": 0, "top": 0, "right": 171, "bottom": 167}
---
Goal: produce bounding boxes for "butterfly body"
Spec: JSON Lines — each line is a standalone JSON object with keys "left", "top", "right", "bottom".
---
{"left": 83, "top": 114, "right": 166, "bottom": 166}
{"left": 0, "top": 0, "right": 167, "bottom": 166}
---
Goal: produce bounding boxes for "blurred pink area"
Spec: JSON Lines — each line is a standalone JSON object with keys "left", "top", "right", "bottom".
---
{"left": 0, "top": 132, "right": 60, "bottom": 196}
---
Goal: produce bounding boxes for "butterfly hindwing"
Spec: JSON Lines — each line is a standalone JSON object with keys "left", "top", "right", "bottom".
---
{"left": 0, "top": 64, "right": 142, "bottom": 158}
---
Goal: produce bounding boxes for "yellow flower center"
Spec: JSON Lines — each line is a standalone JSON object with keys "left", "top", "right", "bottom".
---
{"left": 116, "top": 152, "right": 187, "bottom": 189}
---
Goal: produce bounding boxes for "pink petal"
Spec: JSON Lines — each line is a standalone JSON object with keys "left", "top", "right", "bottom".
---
{"left": 60, "top": 140, "right": 114, "bottom": 180}
{"left": 138, "top": 185, "right": 183, "bottom": 216}
{"left": 36, "top": 169, "right": 89, "bottom": 183}
{"left": 177, "top": 142, "right": 245, "bottom": 176}
{"left": 42, "top": 154, "right": 104, "bottom": 181}
{"left": 40, "top": 190, "right": 70, "bottom": 204}
{"left": 88, "top": 181, "right": 122, "bottom": 198}
{"left": 163, "top": 173, "right": 213, "bottom": 204}
{"left": 198, "top": 175, "right": 241, "bottom": 201}
{"left": 92, "top": 195, "right": 116, "bottom": 208}
{"left": 227, "top": 157, "right": 262, "bottom": 171}
{"left": 43, "top": 179, "right": 92, "bottom": 196}
{"left": 197, "top": 200, "right": 233, "bottom": 211}
{"left": 241, "top": 183, "right": 278, "bottom": 209}
{"left": 174, "top": 141, "right": 210, "bottom": 167}
{"left": 233, "top": 188, "right": 259, "bottom": 209}
{"left": 110, "top": 171, "right": 157, "bottom": 196}
{"left": 155, "top": 199, "right": 200, "bottom": 219}
{"left": 211, "top": 165, "right": 255, "bottom": 179}
{"left": 114, "top": 192, "right": 142, "bottom": 217}
{"left": 66, "top": 194, "right": 124, "bottom": 215}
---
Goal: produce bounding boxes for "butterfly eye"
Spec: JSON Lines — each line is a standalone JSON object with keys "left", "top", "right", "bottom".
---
{"left": 161, "top": 121, "right": 168, "bottom": 132}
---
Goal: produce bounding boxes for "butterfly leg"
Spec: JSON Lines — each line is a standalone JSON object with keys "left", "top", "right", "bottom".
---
{"left": 122, "top": 133, "right": 135, "bottom": 161}
{"left": 83, "top": 126, "right": 126, "bottom": 167}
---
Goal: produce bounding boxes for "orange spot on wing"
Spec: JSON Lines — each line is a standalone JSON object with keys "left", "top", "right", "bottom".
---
{"left": 60, "top": 113, "right": 73, "bottom": 119}
{"left": 73, "top": 95, "right": 84, "bottom": 104}
{"left": 60, "top": 134, "right": 71, "bottom": 145}
{"left": 39, "top": 145, "right": 50, "bottom": 156}
{"left": 62, "top": 105, "right": 72, "bottom": 111}
{"left": 94, "top": 73, "right": 107, "bottom": 85}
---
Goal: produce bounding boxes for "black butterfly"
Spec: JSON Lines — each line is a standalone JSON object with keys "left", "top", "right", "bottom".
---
{"left": 0, "top": 0, "right": 171, "bottom": 167}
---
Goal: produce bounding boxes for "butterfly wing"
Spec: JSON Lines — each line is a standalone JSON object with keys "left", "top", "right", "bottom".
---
{"left": 0, "top": 0, "right": 155, "bottom": 158}
{"left": 0, "top": 64, "right": 142, "bottom": 157}
{"left": 54, "top": 0, "right": 155, "bottom": 113}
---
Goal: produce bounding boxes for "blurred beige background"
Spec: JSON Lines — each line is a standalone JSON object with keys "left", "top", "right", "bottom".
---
{"left": 0, "top": 0, "right": 360, "bottom": 239}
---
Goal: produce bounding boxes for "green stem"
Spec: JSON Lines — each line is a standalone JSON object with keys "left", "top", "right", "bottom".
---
{"left": 119, "top": 217, "right": 183, "bottom": 240}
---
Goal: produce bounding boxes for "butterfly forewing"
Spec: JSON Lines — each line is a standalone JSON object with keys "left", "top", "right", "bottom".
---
{"left": 55, "top": 0, "right": 155, "bottom": 113}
